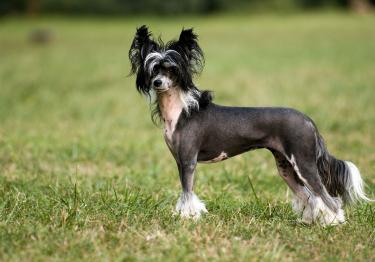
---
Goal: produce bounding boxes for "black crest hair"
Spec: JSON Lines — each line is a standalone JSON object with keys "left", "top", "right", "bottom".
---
{"left": 129, "top": 26, "right": 206, "bottom": 95}
{"left": 129, "top": 25, "right": 214, "bottom": 124}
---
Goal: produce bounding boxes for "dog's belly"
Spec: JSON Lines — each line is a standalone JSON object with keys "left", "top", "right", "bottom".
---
{"left": 197, "top": 147, "right": 261, "bottom": 164}
{"left": 198, "top": 151, "right": 228, "bottom": 163}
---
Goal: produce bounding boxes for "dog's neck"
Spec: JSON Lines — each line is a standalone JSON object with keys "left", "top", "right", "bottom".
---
{"left": 157, "top": 88, "right": 184, "bottom": 144}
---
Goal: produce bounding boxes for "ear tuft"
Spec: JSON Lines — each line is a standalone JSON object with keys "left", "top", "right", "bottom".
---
{"left": 128, "top": 25, "right": 158, "bottom": 96}
{"left": 128, "top": 25, "right": 157, "bottom": 76}
{"left": 178, "top": 28, "right": 199, "bottom": 51}
{"left": 132, "top": 25, "right": 153, "bottom": 55}
{"left": 166, "top": 27, "right": 204, "bottom": 78}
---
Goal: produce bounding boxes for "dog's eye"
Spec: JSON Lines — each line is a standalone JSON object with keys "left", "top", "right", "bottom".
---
{"left": 168, "top": 68, "right": 174, "bottom": 74}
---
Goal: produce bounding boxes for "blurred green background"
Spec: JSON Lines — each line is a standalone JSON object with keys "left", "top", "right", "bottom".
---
{"left": 1, "top": 1, "right": 375, "bottom": 261}
{"left": 2, "top": 0, "right": 375, "bottom": 15}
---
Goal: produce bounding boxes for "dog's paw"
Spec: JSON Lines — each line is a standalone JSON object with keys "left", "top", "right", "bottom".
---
{"left": 175, "top": 192, "right": 208, "bottom": 220}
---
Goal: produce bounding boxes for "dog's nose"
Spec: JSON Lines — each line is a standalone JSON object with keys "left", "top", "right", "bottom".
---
{"left": 153, "top": 79, "right": 162, "bottom": 87}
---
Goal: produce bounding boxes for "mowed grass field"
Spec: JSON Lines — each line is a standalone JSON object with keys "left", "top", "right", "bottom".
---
{"left": 1, "top": 12, "right": 375, "bottom": 261}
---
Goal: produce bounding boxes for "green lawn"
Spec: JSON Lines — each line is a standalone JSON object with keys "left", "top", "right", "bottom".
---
{"left": 1, "top": 12, "right": 375, "bottom": 261}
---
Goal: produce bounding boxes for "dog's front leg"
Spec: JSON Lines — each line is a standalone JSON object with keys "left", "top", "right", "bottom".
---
{"left": 175, "top": 157, "right": 207, "bottom": 219}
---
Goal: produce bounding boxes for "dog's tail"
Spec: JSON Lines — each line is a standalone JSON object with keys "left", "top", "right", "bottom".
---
{"left": 315, "top": 130, "right": 373, "bottom": 205}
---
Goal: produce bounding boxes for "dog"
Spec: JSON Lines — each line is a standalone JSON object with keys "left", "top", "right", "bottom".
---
{"left": 128, "top": 25, "right": 372, "bottom": 225}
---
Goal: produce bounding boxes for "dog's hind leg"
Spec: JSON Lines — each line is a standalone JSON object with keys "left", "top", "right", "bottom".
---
{"left": 272, "top": 151, "right": 316, "bottom": 223}
{"left": 292, "top": 154, "right": 345, "bottom": 225}
{"left": 175, "top": 156, "right": 207, "bottom": 219}
{"left": 272, "top": 150, "right": 345, "bottom": 225}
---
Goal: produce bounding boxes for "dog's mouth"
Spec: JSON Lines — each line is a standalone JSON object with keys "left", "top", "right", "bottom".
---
{"left": 153, "top": 87, "right": 169, "bottom": 93}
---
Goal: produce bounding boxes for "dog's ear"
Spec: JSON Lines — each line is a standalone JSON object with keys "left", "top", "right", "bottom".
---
{"left": 178, "top": 28, "right": 200, "bottom": 54}
{"left": 128, "top": 25, "right": 157, "bottom": 75}
{"left": 169, "top": 28, "right": 204, "bottom": 75}
{"left": 129, "top": 25, "right": 157, "bottom": 95}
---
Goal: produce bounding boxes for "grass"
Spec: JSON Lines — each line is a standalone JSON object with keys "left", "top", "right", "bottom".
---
{"left": 1, "top": 12, "right": 375, "bottom": 261}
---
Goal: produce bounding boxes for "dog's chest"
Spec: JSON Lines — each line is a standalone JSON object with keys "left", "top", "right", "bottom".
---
{"left": 157, "top": 89, "right": 184, "bottom": 162}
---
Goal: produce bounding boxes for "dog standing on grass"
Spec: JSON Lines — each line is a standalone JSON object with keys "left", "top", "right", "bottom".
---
{"left": 128, "top": 25, "right": 372, "bottom": 225}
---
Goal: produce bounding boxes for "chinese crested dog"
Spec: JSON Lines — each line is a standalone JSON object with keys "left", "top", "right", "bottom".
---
{"left": 128, "top": 25, "right": 372, "bottom": 225}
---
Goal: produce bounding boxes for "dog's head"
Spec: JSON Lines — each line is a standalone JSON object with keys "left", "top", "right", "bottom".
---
{"left": 128, "top": 25, "right": 204, "bottom": 96}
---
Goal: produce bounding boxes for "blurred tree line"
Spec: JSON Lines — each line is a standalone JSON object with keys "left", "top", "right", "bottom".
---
{"left": 1, "top": 0, "right": 374, "bottom": 16}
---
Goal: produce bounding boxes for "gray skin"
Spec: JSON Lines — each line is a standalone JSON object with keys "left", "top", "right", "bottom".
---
{"left": 172, "top": 103, "right": 339, "bottom": 213}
